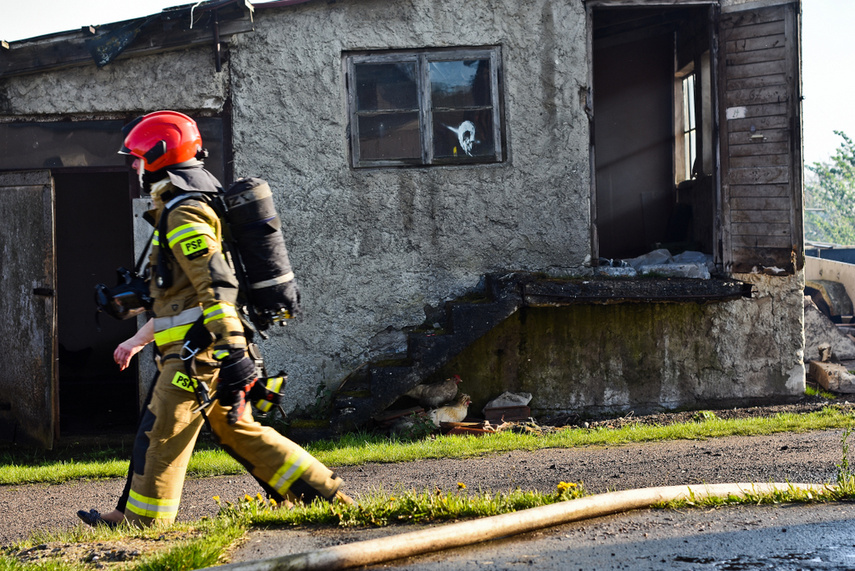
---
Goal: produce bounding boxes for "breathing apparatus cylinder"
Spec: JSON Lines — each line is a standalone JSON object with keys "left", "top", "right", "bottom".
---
{"left": 224, "top": 177, "right": 297, "bottom": 329}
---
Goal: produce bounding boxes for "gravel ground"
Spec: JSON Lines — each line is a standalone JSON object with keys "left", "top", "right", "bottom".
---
{"left": 1, "top": 399, "right": 853, "bottom": 566}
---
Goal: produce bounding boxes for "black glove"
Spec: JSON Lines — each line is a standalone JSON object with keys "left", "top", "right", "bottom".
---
{"left": 216, "top": 350, "right": 257, "bottom": 425}
{"left": 248, "top": 374, "right": 288, "bottom": 415}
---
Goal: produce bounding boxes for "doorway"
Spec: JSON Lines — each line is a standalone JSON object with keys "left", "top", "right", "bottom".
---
{"left": 592, "top": 5, "right": 716, "bottom": 262}
{"left": 54, "top": 171, "right": 139, "bottom": 435}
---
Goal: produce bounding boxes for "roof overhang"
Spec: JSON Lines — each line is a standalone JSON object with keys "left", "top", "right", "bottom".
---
{"left": 0, "top": 0, "right": 254, "bottom": 78}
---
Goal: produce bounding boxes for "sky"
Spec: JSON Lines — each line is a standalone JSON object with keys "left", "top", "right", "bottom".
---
{"left": 0, "top": 0, "right": 849, "bottom": 167}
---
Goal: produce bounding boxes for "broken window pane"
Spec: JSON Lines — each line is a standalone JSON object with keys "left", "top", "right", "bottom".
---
{"left": 682, "top": 73, "right": 697, "bottom": 181}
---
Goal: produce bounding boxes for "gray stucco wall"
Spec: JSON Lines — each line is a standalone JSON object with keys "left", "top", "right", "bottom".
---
{"left": 227, "top": 0, "right": 593, "bottom": 407}
{"left": 0, "top": 46, "right": 227, "bottom": 116}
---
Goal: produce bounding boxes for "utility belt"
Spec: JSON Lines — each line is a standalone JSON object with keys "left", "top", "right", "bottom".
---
{"left": 159, "top": 345, "right": 288, "bottom": 418}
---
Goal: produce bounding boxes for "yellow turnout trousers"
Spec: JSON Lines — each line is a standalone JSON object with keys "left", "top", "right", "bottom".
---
{"left": 125, "top": 347, "right": 343, "bottom": 526}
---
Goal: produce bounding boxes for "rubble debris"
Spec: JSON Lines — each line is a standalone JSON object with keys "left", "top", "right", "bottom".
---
{"left": 806, "top": 279, "right": 854, "bottom": 321}
{"left": 804, "top": 296, "right": 855, "bottom": 362}
{"left": 808, "top": 361, "right": 855, "bottom": 393}
{"left": 483, "top": 391, "right": 532, "bottom": 409}
{"left": 481, "top": 391, "right": 533, "bottom": 422}
{"left": 441, "top": 421, "right": 496, "bottom": 436}
{"left": 483, "top": 406, "right": 531, "bottom": 423}
{"left": 597, "top": 248, "right": 714, "bottom": 279}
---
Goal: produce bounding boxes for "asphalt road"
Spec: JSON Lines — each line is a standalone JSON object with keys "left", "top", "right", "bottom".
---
{"left": 233, "top": 501, "right": 855, "bottom": 570}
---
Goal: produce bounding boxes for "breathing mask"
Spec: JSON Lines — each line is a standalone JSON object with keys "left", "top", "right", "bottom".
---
{"left": 94, "top": 267, "right": 152, "bottom": 320}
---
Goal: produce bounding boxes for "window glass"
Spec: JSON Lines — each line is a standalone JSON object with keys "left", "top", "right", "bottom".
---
{"left": 0, "top": 118, "right": 225, "bottom": 182}
{"left": 0, "top": 121, "right": 126, "bottom": 170}
{"left": 355, "top": 63, "right": 419, "bottom": 111}
{"left": 681, "top": 73, "right": 697, "bottom": 180}
{"left": 196, "top": 117, "right": 225, "bottom": 183}
{"left": 357, "top": 113, "right": 421, "bottom": 161}
{"left": 430, "top": 59, "right": 492, "bottom": 108}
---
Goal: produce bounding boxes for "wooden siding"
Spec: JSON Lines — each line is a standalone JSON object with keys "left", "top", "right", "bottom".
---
{"left": 719, "top": 2, "right": 803, "bottom": 273}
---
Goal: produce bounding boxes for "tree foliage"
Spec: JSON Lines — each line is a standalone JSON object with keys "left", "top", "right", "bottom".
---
{"left": 805, "top": 131, "right": 855, "bottom": 246}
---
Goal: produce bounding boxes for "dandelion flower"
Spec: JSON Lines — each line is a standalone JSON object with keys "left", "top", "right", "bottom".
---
{"left": 557, "top": 481, "right": 577, "bottom": 493}
{"left": 457, "top": 482, "right": 467, "bottom": 490}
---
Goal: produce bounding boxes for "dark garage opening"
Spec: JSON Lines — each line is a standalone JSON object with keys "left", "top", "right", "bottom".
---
{"left": 54, "top": 171, "right": 139, "bottom": 435}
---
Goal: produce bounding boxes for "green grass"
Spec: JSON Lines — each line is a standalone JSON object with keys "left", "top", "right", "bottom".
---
{"left": 655, "top": 482, "right": 845, "bottom": 510}
{"left": 1, "top": 512, "right": 243, "bottom": 571}
{"left": 311, "top": 405, "right": 855, "bottom": 466}
{"left": 806, "top": 385, "right": 838, "bottom": 400}
{"left": 2, "top": 406, "right": 854, "bottom": 485}
{"left": 223, "top": 482, "right": 587, "bottom": 528}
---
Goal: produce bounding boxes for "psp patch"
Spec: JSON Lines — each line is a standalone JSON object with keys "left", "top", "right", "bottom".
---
{"left": 171, "top": 371, "right": 197, "bottom": 392}
{"left": 180, "top": 235, "right": 209, "bottom": 259}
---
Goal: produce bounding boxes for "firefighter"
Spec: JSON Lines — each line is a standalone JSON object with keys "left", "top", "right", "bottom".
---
{"left": 80, "top": 111, "right": 348, "bottom": 528}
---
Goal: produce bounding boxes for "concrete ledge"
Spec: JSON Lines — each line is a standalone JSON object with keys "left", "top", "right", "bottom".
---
{"left": 521, "top": 277, "right": 753, "bottom": 306}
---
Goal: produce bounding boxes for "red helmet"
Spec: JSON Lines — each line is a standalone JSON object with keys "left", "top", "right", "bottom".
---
{"left": 119, "top": 111, "right": 202, "bottom": 172}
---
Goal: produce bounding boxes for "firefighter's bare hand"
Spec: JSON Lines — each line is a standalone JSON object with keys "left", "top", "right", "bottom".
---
{"left": 114, "top": 319, "right": 154, "bottom": 371}
{"left": 114, "top": 340, "right": 142, "bottom": 371}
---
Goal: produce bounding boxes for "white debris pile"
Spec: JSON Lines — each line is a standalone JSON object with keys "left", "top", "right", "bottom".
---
{"left": 597, "top": 249, "right": 714, "bottom": 279}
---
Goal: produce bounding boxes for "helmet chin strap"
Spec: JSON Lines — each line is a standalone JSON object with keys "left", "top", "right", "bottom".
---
{"left": 136, "top": 159, "right": 146, "bottom": 190}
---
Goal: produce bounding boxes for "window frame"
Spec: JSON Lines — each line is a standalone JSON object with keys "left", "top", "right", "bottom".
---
{"left": 675, "top": 66, "right": 698, "bottom": 183}
{"left": 345, "top": 47, "right": 504, "bottom": 168}
{"left": 682, "top": 72, "right": 697, "bottom": 181}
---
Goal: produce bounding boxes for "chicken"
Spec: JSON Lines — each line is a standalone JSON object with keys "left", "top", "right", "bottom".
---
{"left": 404, "top": 375, "right": 462, "bottom": 408}
{"left": 428, "top": 393, "right": 472, "bottom": 427}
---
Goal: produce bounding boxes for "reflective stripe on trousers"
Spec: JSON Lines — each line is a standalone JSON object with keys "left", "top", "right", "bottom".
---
{"left": 268, "top": 449, "right": 314, "bottom": 496}
{"left": 126, "top": 490, "right": 180, "bottom": 520}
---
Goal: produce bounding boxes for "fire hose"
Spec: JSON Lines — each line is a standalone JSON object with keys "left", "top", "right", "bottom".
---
{"left": 206, "top": 482, "right": 828, "bottom": 571}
